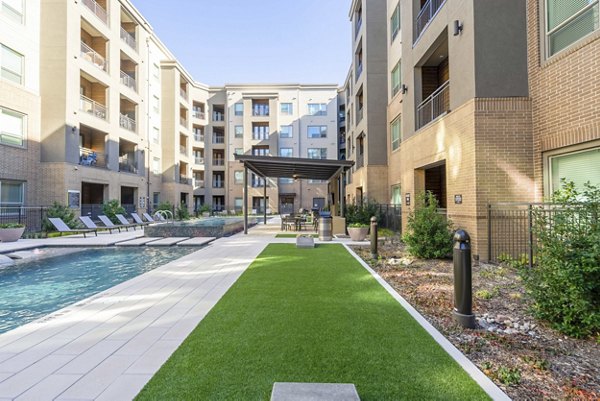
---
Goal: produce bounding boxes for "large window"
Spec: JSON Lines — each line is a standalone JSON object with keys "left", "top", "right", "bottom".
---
{"left": 279, "top": 148, "right": 293, "bottom": 157}
{"left": 307, "top": 148, "right": 327, "bottom": 159}
{"left": 391, "top": 184, "right": 401, "bottom": 205}
{"left": 280, "top": 125, "right": 293, "bottom": 138}
{"left": 234, "top": 197, "right": 243, "bottom": 210}
{"left": 0, "top": 107, "right": 25, "bottom": 146}
{"left": 391, "top": 61, "right": 401, "bottom": 97}
{"left": 235, "top": 125, "right": 243, "bottom": 138}
{"left": 308, "top": 103, "right": 327, "bottom": 116}
{"left": 307, "top": 125, "right": 327, "bottom": 138}
{"left": 152, "top": 157, "right": 160, "bottom": 175}
{"left": 1, "top": 44, "right": 23, "bottom": 85}
{"left": 390, "top": 2, "right": 400, "bottom": 42}
{"left": 2, "top": 0, "right": 24, "bottom": 24}
{"left": 549, "top": 147, "right": 600, "bottom": 193}
{"left": 234, "top": 103, "right": 243, "bottom": 116}
{"left": 0, "top": 180, "right": 24, "bottom": 207}
{"left": 546, "top": 0, "right": 599, "bottom": 56}
{"left": 391, "top": 117, "right": 401, "bottom": 151}
{"left": 280, "top": 103, "right": 293, "bottom": 115}
{"left": 234, "top": 171, "right": 244, "bottom": 184}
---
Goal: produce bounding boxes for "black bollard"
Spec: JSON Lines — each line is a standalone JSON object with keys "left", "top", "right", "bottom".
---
{"left": 453, "top": 230, "right": 476, "bottom": 328}
{"left": 370, "top": 216, "right": 378, "bottom": 259}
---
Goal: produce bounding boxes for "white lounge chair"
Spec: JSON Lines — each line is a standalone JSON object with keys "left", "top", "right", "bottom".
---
{"left": 48, "top": 217, "right": 97, "bottom": 238}
{"left": 131, "top": 212, "right": 150, "bottom": 226}
{"left": 79, "top": 216, "right": 117, "bottom": 234}
{"left": 115, "top": 214, "right": 141, "bottom": 230}
{"left": 97, "top": 215, "right": 132, "bottom": 232}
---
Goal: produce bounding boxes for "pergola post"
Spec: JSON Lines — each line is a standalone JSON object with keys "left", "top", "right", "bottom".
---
{"left": 243, "top": 165, "right": 248, "bottom": 234}
{"left": 263, "top": 176, "right": 267, "bottom": 225}
{"left": 340, "top": 170, "right": 346, "bottom": 218}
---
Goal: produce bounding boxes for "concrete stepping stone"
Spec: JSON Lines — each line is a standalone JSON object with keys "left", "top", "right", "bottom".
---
{"left": 115, "top": 237, "right": 162, "bottom": 247}
{"left": 146, "top": 237, "right": 189, "bottom": 246}
{"left": 271, "top": 383, "right": 360, "bottom": 401}
{"left": 177, "top": 237, "right": 216, "bottom": 247}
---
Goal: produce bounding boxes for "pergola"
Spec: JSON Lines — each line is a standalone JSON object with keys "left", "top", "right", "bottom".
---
{"left": 234, "top": 155, "right": 355, "bottom": 234}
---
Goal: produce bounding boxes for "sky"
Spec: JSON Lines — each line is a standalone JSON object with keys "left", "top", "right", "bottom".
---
{"left": 133, "top": 0, "right": 352, "bottom": 86}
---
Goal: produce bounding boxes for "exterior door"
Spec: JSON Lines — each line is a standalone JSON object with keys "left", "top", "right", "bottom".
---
{"left": 279, "top": 196, "right": 294, "bottom": 214}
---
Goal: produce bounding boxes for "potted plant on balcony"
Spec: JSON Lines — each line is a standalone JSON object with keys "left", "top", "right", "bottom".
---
{"left": 0, "top": 223, "right": 26, "bottom": 242}
{"left": 347, "top": 222, "right": 369, "bottom": 241}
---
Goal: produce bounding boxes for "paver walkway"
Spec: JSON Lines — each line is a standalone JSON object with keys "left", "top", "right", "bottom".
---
{"left": 0, "top": 223, "right": 280, "bottom": 400}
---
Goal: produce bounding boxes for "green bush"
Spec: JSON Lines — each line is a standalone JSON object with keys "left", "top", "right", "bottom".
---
{"left": 521, "top": 181, "right": 600, "bottom": 338}
{"left": 176, "top": 204, "right": 191, "bottom": 220}
{"left": 345, "top": 199, "right": 381, "bottom": 226}
{"left": 156, "top": 201, "right": 173, "bottom": 212}
{"left": 0, "top": 223, "right": 25, "bottom": 229}
{"left": 102, "top": 199, "right": 126, "bottom": 224}
{"left": 198, "top": 204, "right": 211, "bottom": 214}
{"left": 402, "top": 192, "right": 453, "bottom": 259}
{"left": 43, "top": 202, "right": 78, "bottom": 231}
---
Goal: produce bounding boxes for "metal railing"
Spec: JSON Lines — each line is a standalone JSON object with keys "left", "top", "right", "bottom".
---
{"left": 212, "top": 135, "right": 225, "bottom": 144}
{"left": 194, "top": 157, "right": 204, "bottom": 165}
{"left": 252, "top": 106, "right": 269, "bottom": 116}
{"left": 179, "top": 145, "right": 187, "bottom": 156}
{"left": 193, "top": 111, "right": 205, "bottom": 119}
{"left": 252, "top": 128, "right": 270, "bottom": 140}
{"left": 179, "top": 176, "right": 192, "bottom": 185}
{"left": 180, "top": 88, "right": 188, "bottom": 101}
{"left": 119, "top": 159, "right": 138, "bottom": 174}
{"left": 355, "top": 63, "right": 363, "bottom": 81}
{"left": 120, "top": 27, "right": 137, "bottom": 51}
{"left": 193, "top": 133, "right": 204, "bottom": 142}
{"left": 81, "top": 204, "right": 103, "bottom": 220}
{"left": 80, "top": 95, "right": 107, "bottom": 120}
{"left": 80, "top": 41, "right": 106, "bottom": 71}
{"left": 415, "top": 0, "right": 446, "bottom": 42}
{"left": 374, "top": 204, "right": 402, "bottom": 232}
{"left": 213, "top": 112, "right": 224, "bottom": 121}
{"left": 355, "top": 15, "right": 362, "bottom": 38}
{"left": 79, "top": 147, "right": 107, "bottom": 168}
{"left": 0, "top": 206, "right": 48, "bottom": 233}
{"left": 82, "top": 0, "right": 108, "bottom": 25}
{"left": 120, "top": 71, "right": 136, "bottom": 91}
{"left": 212, "top": 181, "right": 224, "bottom": 188}
{"left": 416, "top": 80, "right": 450, "bottom": 129}
{"left": 119, "top": 114, "right": 136, "bottom": 132}
{"left": 213, "top": 159, "right": 225, "bottom": 166}
{"left": 193, "top": 179, "right": 204, "bottom": 188}
{"left": 180, "top": 117, "right": 188, "bottom": 127}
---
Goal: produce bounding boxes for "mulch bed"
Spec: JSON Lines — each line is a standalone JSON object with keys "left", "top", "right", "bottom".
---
{"left": 352, "top": 241, "right": 599, "bottom": 401}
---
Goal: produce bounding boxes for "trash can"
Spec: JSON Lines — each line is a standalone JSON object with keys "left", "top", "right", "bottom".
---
{"left": 319, "top": 216, "right": 332, "bottom": 241}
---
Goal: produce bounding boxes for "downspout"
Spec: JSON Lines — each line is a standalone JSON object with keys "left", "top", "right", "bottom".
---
{"left": 145, "top": 35, "right": 151, "bottom": 214}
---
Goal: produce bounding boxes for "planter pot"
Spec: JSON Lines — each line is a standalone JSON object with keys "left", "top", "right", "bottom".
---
{"left": 347, "top": 226, "right": 369, "bottom": 241}
{"left": 0, "top": 227, "right": 25, "bottom": 242}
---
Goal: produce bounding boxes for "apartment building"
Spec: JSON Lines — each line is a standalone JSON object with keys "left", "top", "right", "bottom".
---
{"left": 527, "top": 0, "right": 600, "bottom": 198}
{"left": 345, "top": 0, "right": 389, "bottom": 204}
{"left": 385, "top": 0, "right": 532, "bottom": 259}
{"left": 0, "top": 0, "right": 41, "bottom": 208}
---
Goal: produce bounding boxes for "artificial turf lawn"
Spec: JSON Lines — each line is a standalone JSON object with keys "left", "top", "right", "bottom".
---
{"left": 136, "top": 244, "right": 490, "bottom": 401}
{"left": 275, "top": 233, "right": 318, "bottom": 238}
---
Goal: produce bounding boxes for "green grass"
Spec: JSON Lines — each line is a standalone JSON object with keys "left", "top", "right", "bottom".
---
{"left": 136, "top": 244, "right": 489, "bottom": 401}
{"left": 275, "top": 233, "right": 318, "bottom": 238}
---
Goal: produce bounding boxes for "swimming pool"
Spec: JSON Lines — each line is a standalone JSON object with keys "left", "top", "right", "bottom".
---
{"left": 0, "top": 247, "right": 194, "bottom": 334}
{"left": 144, "top": 217, "right": 255, "bottom": 238}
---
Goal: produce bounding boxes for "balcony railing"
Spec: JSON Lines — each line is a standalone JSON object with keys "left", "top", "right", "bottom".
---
{"left": 179, "top": 176, "right": 192, "bottom": 185}
{"left": 82, "top": 0, "right": 108, "bottom": 25}
{"left": 357, "top": 107, "right": 364, "bottom": 123}
{"left": 194, "top": 157, "right": 204, "bottom": 165}
{"left": 119, "top": 114, "right": 137, "bottom": 132}
{"left": 252, "top": 128, "right": 270, "bottom": 140}
{"left": 355, "top": 63, "right": 363, "bottom": 81}
{"left": 80, "top": 95, "right": 107, "bottom": 120}
{"left": 252, "top": 106, "right": 269, "bottom": 116}
{"left": 180, "top": 146, "right": 187, "bottom": 156}
{"left": 193, "top": 179, "right": 204, "bottom": 188}
{"left": 79, "top": 147, "right": 106, "bottom": 168}
{"left": 415, "top": 0, "right": 446, "bottom": 42}
{"left": 120, "top": 71, "right": 136, "bottom": 91}
{"left": 213, "top": 159, "right": 225, "bottom": 166}
{"left": 193, "top": 111, "right": 205, "bottom": 119}
{"left": 416, "top": 80, "right": 450, "bottom": 129}
{"left": 180, "top": 88, "right": 188, "bottom": 101}
{"left": 213, "top": 181, "right": 224, "bottom": 189}
{"left": 355, "top": 16, "right": 362, "bottom": 38}
{"left": 213, "top": 135, "right": 225, "bottom": 144}
{"left": 119, "top": 160, "right": 137, "bottom": 174}
{"left": 80, "top": 41, "right": 106, "bottom": 71}
{"left": 213, "top": 112, "right": 224, "bottom": 122}
{"left": 193, "top": 133, "right": 204, "bottom": 142}
{"left": 180, "top": 117, "right": 188, "bottom": 127}
{"left": 120, "top": 27, "right": 137, "bottom": 51}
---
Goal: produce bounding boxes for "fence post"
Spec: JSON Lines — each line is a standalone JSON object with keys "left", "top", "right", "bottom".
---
{"left": 487, "top": 204, "right": 492, "bottom": 262}
{"left": 528, "top": 204, "right": 534, "bottom": 269}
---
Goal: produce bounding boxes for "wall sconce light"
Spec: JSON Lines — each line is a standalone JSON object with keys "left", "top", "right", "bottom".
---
{"left": 453, "top": 20, "right": 464, "bottom": 36}
{"left": 401, "top": 84, "right": 408, "bottom": 95}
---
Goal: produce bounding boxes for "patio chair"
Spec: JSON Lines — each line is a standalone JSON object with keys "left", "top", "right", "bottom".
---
{"left": 97, "top": 215, "right": 132, "bottom": 232}
{"left": 115, "top": 214, "right": 141, "bottom": 230}
{"left": 48, "top": 217, "right": 97, "bottom": 238}
{"left": 131, "top": 212, "right": 150, "bottom": 226}
{"left": 79, "top": 216, "right": 118, "bottom": 234}
{"left": 142, "top": 212, "right": 157, "bottom": 223}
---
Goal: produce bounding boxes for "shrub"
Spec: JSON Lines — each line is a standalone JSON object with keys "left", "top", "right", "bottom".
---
{"left": 156, "top": 201, "right": 173, "bottom": 212}
{"left": 402, "top": 192, "right": 453, "bottom": 259}
{"left": 198, "top": 204, "right": 211, "bottom": 214}
{"left": 0, "top": 223, "right": 25, "bottom": 229}
{"left": 43, "top": 202, "right": 78, "bottom": 231}
{"left": 345, "top": 199, "right": 381, "bottom": 226}
{"left": 521, "top": 180, "right": 600, "bottom": 338}
{"left": 102, "top": 199, "right": 126, "bottom": 224}
{"left": 176, "top": 204, "right": 190, "bottom": 220}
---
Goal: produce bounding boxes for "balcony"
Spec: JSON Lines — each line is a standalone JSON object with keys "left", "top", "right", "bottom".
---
{"left": 415, "top": 0, "right": 446, "bottom": 43}
{"left": 252, "top": 105, "right": 269, "bottom": 117}
{"left": 357, "top": 107, "right": 363, "bottom": 123}
{"left": 180, "top": 88, "right": 188, "bottom": 101}
{"left": 79, "top": 147, "right": 106, "bottom": 168}
{"left": 213, "top": 159, "right": 224, "bottom": 166}
{"left": 355, "top": 16, "right": 362, "bottom": 38}
{"left": 355, "top": 63, "right": 363, "bottom": 81}
{"left": 80, "top": 42, "right": 106, "bottom": 72}
{"left": 120, "top": 71, "right": 136, "bottom": 91}
{"left": 212, "top": 135, "right": 225, "bottom": 144}
{"left": 180, "top": 145, "right": 187, "bottom": 156}
{"left": 119, "top": 114, "right": 136, "bottom": 132}
{"left": 194, "top": 157, "right": 204, "bottom": 165}
{"left": 212, "top": 181, "right": 224, "bottom": 189}
{"left": 193, "top": 130, "right": 204, "bottom": 142}
{"left": 193, "top": 179, "right": 204, "bottom": 188}
{"left": 180, "top": 117, "right": 188, "bottom": 128}
{"left": 179, "top": 176, "right": 192, "bottom": 185}
{"left": 212, "top": 112, "right": 224, "bottom": 122}
{"left": 82, "top": 0, "right": 108, "bottom": 25}
{"left": 119, "top": 160, "right": 137, "bottom": 174}
{"left": 120, "top": 27, "right": 136, "bottom": 51}
{"left": 416, "top": 80, "right": 450, "bottom": 129}
{"left": 193, "top": 111, "right": 205, "bottom": 119}
{"left": 80, "top": 95, "right": 107, "bottom": 121}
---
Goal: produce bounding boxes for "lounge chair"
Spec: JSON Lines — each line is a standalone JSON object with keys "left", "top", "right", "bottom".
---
{"left": 115, "top": 214, "right": 141, "bottom": 230}
{"left": 48, "top": 217, "right": 97, "bottom": 238}
{"left": 97, "top": 215, "right": 132, "bottom": 232}
{"left": 79, "top": 216, "right": 117, "bottom": 234}
{"left": 142, "top": 212, "right": 157, "bottom": 223}
{"left": 131, "top": 212, "right": 150, "bottom": 226}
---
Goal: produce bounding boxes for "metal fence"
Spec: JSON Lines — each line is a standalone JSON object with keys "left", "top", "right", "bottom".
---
{"left": 374, "top": 204, "right": 402, "bottom": 232}
{"left": 0, "top": 207, "right": 48, "bottom": 233}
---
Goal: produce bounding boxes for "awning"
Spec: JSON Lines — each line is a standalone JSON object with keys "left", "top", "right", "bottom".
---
{"left": 233, "top": 155, "right": 354, "bottom": 181}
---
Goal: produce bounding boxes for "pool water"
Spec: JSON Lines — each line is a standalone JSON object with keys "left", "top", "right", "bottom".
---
{"left": 0, "top": 247, "right": 194, "bottom": 334}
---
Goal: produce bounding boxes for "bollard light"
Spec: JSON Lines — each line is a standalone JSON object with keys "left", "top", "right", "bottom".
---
{"left": 453, "top": 229, "right": 476, "bottom": 328}
{"left": 370, "top": 216, "right": 378, "bottom": 259}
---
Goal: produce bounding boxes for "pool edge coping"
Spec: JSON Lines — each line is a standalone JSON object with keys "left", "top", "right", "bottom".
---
{"left": 343, "top": 244, "right": 511, "bottom": 401}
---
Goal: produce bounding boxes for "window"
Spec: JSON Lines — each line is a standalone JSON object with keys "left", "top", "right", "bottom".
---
{"left": 234, "top": 103, "right": 243, "bottom": 116}
{"left": 308, "top": 103, "right": 327, "bottom": 116}
{"left": 308, "top": 125, "right": 327, "bottom": 138}
{"left": 307, "top": 148, "right": 327, "bottom": 159}
{"left": 308, "top": 179, "right": 325, "bottom": 184}
{"left": 152, "top": 96, "right": 160, "bottom": 114}
{"left": 2, "top": 0, "right": 24, "bottom": 24}
{"left": 234, "top": 148, "right": 243, "bottom": 155}
{"left": 279, "top": 178, "right": 293, "bottom": 184}
{"left": 252, "top": 146, "right": 269, "bottom": 156}
{"left": 234, "top": 125, "right": 243, "bottom": 138}
{"left": 280, "top": 125, "right": 293, "bottom": 138}
{"left": 390, "top": 2, "right": 401, "bottom": 41}
{"left": 0, "top": 107, "right": 25, "bottom": 146}
{"left": 546, "top": 0, "right": 600, "bottom": 56}
{"left": 391, "top": 185, "right": 401, "bottom": 205}
{"left": 152, "top": 127, "right": 160, "bottom": 144}
{"left": 234, "top": 171, "right": 244, "bottom": 184}
{"left": 152, "top": 192, "right": 160, "bottom": 209}
{"left": 391, "top": 61, "right": 401, "bottom": 97}
{"left": 280, "top": 103, "right": 293, "bottom": 115}
{"left": 279, "top": 148, "right": 293, "bottom": 157}
{"left": 152, "top": 63, "right": 160, "bottom": 81}
{"left": 549, "top": 147, "right": 600, "bottom": 193}
{"left": 0, "top": 180, "right": 24, "bottom": 208}
{"left": 234, "top": 197, "right": 243, "bottom": 210}
{"left": 1, "top": 44, "right": 23, "bottom": 85}
{"left": 152, "top": 157, "right": 160, "bottom": 175}
{"left": 391, "top": 117, "right": 401, "bottom": 151}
